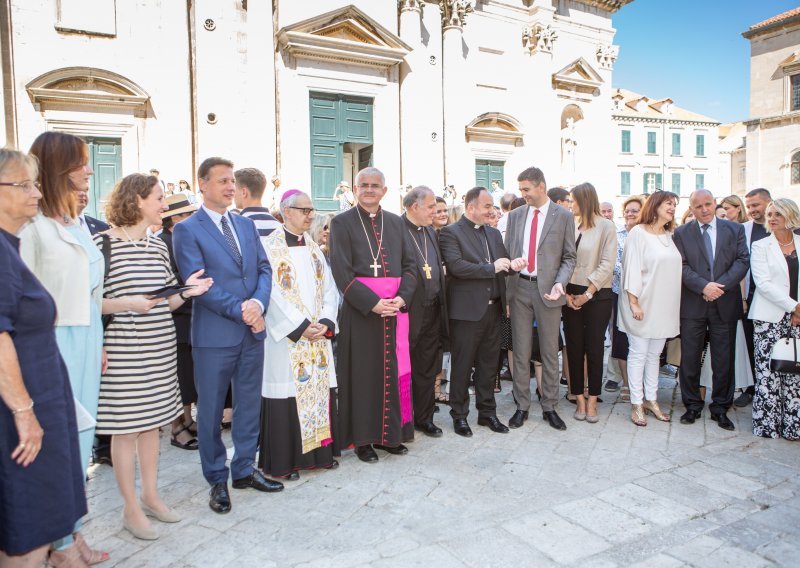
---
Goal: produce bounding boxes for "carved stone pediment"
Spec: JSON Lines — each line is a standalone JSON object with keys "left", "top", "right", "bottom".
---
{"left": 278, "top": 5, "right": 410, "bottom": 69}
{"left": 26, "top": 67, "right": 149, "bottom": 114}
{"left": 552, "top": 57, "right": 604, "bottom": 97}
{"left": 465, "top": 112, "right": 525, "bottom": 145}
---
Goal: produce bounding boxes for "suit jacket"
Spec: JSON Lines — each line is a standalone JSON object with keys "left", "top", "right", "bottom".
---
{"left": 84, "top": 214, "right": 109, "bottom": 235}
{"left": 159, "top": 230, "right": 192, "bottom": 343}
{"left": 402, "top": 216, "right": 448, "bottom": 345}
{"left": 439, "top": 216, "right": 508, "bottom": 322}
{"left": 673, "top": 218, "right": 749, "bottom": 322}
{"left": 172, "top": 207, "right": 272, "bottom": 348}
{"left": 748, "top": 233, "right": 800, "bottom": 323}
{"left": 504, "top": 201, "right": 576, "bottom": 307}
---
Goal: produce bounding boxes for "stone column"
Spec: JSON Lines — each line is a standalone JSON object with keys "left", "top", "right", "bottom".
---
{"left": 441, "top": 1, "right": 473, "bottom": 194}
{"left": 399, "top": 1, "right": 424, "bottom": 188}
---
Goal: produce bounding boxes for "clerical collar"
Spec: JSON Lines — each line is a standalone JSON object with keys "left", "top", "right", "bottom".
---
{"left": 283, "top": 227, "right": 305, "bottom": 246}
{"left": 357, "top": 204, "right": 381, "bottom": 219}
{"left": 403, "top": 214, "right": 423, "bottom": 231}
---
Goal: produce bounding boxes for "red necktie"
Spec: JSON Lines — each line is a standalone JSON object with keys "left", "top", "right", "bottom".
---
{"left": 527, "top": 209, "right": 540, "bottom": 272}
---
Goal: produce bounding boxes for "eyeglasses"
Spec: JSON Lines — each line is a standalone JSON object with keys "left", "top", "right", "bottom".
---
{"left": 0, "top": 180, "right": 41, "bottom": 193}
{"left": 288, "top": 206, "right": 316, "bottom": 216}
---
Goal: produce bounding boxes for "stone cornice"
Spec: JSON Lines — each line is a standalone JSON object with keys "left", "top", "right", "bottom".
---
{"left": 744, "top": 111, "right": 800, "bottom": 127}
{"left": 579, "top": 0, "right": 635, "bottom": 13}
{"left": 279, "top": 31, "right": 409, "bottom": 68}
{"left": 613, "top": 114, "right": 719, "bottom": 127}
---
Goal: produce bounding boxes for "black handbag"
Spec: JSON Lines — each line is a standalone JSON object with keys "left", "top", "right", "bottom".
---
{"left": 769, "top": 336, "right": 800, "bottom": 375}
{"left": 99, "top": 233, "right": 114, "bottom": 329}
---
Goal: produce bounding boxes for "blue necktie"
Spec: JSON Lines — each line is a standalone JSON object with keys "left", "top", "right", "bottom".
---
{"left": 220, "top": 216, "right": 242, "bottom": 265}
{"left": 702, "top": 224, "right": 714, "bottom": 280}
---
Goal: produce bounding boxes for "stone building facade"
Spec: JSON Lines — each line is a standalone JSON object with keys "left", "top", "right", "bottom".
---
{"left": 0, "top": 0, "right": 633, "bottom": 216}
{"left": 742, "top": 7, "right": 800, "bottom": 200}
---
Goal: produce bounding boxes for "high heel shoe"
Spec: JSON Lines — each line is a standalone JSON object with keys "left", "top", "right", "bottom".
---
{"left": 48, "top": 544, "right": 88, "bottom": 567}
{"left": 73, "top": 533, "right": 109, "bottom": 565}
{"left": 643, "top": 400, "right": 671, "bottom": 422}
{"left": 140, "top": 500, "right": 181, "bottom": 523}
{"left": 122, "top": 515, "right": 159, "bottom": 540}
{"left": 631, "top": 404, "right": 647, "bottom": 427}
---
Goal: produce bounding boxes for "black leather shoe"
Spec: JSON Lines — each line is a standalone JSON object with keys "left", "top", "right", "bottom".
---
{"left": 477, "top": 415, "right": 510, "bottom": 433}
{"left": 209, "top": 483, "right": 231, "bottom": 514}
{"left": 374, "top": 443, "right": 409, "bottom": 455}
{"left": 415, "top": 421, "right": 443, "bottom": 438}
{"left": 680, "top": 409, "right": 701, "bottom": 425}
{"left": 542, "top": 410, "right": 567, "bottom": 431}
{"left": 276, "top": 471, "right": 300, "bottom": 481}
{"left": 232, "top": 470, "right": 284, "bottom": 492}
{"left": 508, "top": 410, "right": 529, "bottom": 429}
{"left": 355, "top": 445, "right": 379, "bottom": 463}
{"left": 711, "top": 412, "right": 735, "bottom": 431}
{"left": 453, "top": 418, "right": 473, "bottom": 437}
{"left": 734, "top": 392, "right": 753, "bottom": 407}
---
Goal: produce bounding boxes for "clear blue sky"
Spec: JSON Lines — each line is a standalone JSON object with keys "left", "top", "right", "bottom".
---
{"left": 613, "top": 0, "right": 799, "bottom": 124}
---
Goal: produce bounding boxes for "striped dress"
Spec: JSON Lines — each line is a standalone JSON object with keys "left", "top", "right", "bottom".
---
{"left": 93, "top": 234, "right": 182, "bottom": 434}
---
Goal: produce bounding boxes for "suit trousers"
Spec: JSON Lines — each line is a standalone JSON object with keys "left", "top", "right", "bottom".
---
{"left": 680, "top": 305, "right": 737, "bottom": 415}
{"left": 562, "top": 294, "right": 613, "bottom": 397}
{"left": 449, "top": 303, "right": 501, "bottom": 420}
{"left": 193, "top": 332, "right": 264, "bottom": 485}
{"left": 509, "top": 278, "right": 563, "bottom": 412}
{"left": 410, "top": 301, "right": 443, "bottom": 425}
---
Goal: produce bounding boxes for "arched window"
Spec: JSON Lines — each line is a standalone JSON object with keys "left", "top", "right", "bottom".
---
{"left": 792, "top": 150, "right": 800, "bottom": 185}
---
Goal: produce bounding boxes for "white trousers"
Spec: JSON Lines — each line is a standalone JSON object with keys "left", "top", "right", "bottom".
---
{"left": 627, "top": 335, "right": 667, "bottom": 405}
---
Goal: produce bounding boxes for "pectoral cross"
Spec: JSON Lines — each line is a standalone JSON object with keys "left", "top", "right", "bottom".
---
{"left": 370, "top": 260, "right": 382, "bottom": 277}
{"left": 423, "top": 262, "right": 432, "bottom": 279}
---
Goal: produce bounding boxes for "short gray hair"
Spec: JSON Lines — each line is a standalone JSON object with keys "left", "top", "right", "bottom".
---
{"left": 355, "top": 167, "right": 385, "bottom": 188}
{"left": 499, "top": 192, "right": 516, "bottom": 211}
{"left": 0, "top": 147, "right": 38, "bottom": 180}
{"left": 403, "top": 185, "right": 434, "bottom": 210}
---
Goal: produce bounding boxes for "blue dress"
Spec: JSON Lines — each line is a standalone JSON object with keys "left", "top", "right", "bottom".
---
{"left": 0, "top": 229, "right": 86, "bottom": 555}
{"left": 54, "top": 225, "right": 104, "bottom": 470}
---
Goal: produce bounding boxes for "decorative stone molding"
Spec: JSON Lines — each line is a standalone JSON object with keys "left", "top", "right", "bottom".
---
{"left": 596, "top": 44, "right": 619, "bottom": 70}
{"left": 465, "top": 112, "right": 525, "bottom": 146}
{"left": 522, "top": 23, "right": 558, "bottom": 55}
{"left": 552, "top": 57, "right": 604, "bottom": 99}
{"left": 440, "top": 0, "right": 474, "bottom": 29}
{"left": 398, "top": 0, "right": 423, "bottom": 13}
{"left": 26, "top": 67, "right": 150, "bottom": 116}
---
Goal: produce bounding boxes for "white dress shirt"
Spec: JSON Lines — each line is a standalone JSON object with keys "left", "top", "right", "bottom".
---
{"left": 520, "top": 200, "right": 551, "bottom": 277}
{"left": 202, "top": 205, "right": 242, "bottom": 252}
{"left": 699, "top": 215, "right": 717, "bottom": 258}
{"left": 77, "top": 214, "right": 92, "bottom": 236}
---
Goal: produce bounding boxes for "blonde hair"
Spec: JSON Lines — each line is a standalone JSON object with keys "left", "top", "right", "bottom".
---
{"left": 0, "top": 147, "right": 39, "bottom": 181}
{"left": 447, "top": 204, "right": 464, "bottom": 226}
{"left": 766, "top": 198, "right": 800, "bottom": 232}
{"left": 720, "top": 195, "right": 747, "bottom": 223}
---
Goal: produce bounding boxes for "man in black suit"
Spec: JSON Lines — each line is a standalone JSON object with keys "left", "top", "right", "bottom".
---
{"left": 403, "top": 186, "right": 448, "bottom": 438}
{"left": 440, "top": 187, "right": 526, "bottom": 437}
{"left": 673, "top": 189, "right": 749, "bottom": 430}
{"left": 75, "top": 188, "right": 109, "bottom": 235}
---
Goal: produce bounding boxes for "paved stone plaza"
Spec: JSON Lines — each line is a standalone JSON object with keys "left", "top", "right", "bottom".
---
{"left": 82, "top": 371, "right": 800, "bottom": 567}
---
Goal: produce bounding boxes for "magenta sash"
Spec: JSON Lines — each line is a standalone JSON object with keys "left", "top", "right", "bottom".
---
{"left": 355, "top": 277, "right": 412, "bottom": 426}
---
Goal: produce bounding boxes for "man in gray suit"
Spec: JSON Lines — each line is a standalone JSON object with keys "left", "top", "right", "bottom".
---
{"left": 505, "top": 167, "right": 576, "bottom": 430}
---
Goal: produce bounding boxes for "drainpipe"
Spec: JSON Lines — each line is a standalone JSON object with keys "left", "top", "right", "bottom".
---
{"left": 186, "top": 0, "right": 198, "bottom": 187}
{"left": 0, "top": 0, "right": 18, "bottom": 147}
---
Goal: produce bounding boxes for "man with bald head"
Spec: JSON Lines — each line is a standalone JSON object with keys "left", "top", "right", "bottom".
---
{"left": 673, "top": 189, "right": 749, "bottom": 430}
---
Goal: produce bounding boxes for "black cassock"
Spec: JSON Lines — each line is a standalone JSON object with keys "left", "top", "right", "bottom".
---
{"left": 329, "top": 205, "right": 417, "bottom": 448}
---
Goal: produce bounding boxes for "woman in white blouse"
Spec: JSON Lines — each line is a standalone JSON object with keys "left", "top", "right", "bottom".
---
{"left": 619, "top": 191, "right": 682, "bottom": 426}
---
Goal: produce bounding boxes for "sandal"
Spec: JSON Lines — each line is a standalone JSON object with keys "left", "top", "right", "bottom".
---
{"left": 184, "top": 418, "right": 198, "bottom": 436}
{"left": 494, "top": 374, "right": 501, "bottom": 394}
{"left": 434, "top": 376, "right": 450, "bottom": 404}
{"left": 631, "top": 404, "right": 647, "bottom": 426}
{"left": 170, "top": 424, "right": 199, "bottom": 450}
{"left": 620, "top": 386, "right": 630, "bottom": 403}
{"left": 74, "top": 533, "right": 109, "bottom": 566}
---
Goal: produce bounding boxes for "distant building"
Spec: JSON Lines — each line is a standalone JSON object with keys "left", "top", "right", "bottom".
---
{"left": 718, "top": 122, "right": 747, "bottom": 197}
{"left": 611, "top": 88, "right": 720, "bottom": 205}
{"left": 742, "top": 7, "right": 800, "bottom": 199}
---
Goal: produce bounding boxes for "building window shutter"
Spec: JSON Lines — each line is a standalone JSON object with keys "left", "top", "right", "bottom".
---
{"left": 621, "top": 171, "right": 630, "bottom": 195}
{"left": 791, "top": 75, "right": 800, "bottom": 112}
{"left": 647, "top": 132, "right": 656, "bottom": 154}
{"left": 696, "top": 135, "right": 705, "bottom": 157}
{"left": 672, "top": 133, "right": 681, "bottom": 156}
{"left": 791, "top": 151, "right": 799, "bottom": 184}
{"left": 621, "top": 130, "right": 631, "bottom": 153}
{"left": 696, "top": 173, "right": 705, "bottom": 189}
{"left": 656, "top": 173, "right": 663, "bottom": 190}
{"left": 672, "top": 172, "right": 681, "bottom": 195}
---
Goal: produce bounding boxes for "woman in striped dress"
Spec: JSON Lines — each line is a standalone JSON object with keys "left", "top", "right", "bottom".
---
{"left": 95, "top": 173, "right": 212, "bottom": 541}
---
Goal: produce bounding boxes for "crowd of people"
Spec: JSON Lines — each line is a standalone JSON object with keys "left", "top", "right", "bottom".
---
{"left": 1, "top": 133, "right": 799, "bottom": 565}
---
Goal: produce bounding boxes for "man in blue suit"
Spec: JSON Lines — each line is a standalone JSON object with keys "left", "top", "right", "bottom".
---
{"left": 173, "top": 157, "right": 283, "bottom": 514}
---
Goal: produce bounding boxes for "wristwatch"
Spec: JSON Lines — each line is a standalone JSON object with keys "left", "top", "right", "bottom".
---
{"left": 584, "top": 291, "right": 594, "bottom": 300}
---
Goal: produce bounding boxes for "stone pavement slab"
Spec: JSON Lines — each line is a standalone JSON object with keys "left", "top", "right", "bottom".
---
{"left": 81, "top": 372, "right": 800, "bottom": 567}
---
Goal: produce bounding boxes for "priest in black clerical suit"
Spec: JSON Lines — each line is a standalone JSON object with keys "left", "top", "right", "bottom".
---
{"left": 329, "top": 167, "right": 418, "bottom": 464}
{"left": 402, "top": 186, "right": 448, "bottom": 438}
{"left": 440, "top": 186, "right": 527, "bottom": 437}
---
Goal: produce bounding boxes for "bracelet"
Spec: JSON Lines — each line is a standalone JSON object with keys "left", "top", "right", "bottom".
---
{"left": 179, "top": 291, "right": 188, "bottom": 301}
{"left": 11, "top": 399, "right": 34, "bottom": 415}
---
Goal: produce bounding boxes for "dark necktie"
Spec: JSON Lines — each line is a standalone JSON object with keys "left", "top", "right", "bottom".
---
{"left": 220, "top": 216, "right": 242, "bottom": 265}
{"left": 702, "top": 224, "right": 714, "bottom": 280}
{"left": 527, "top": 209, "right": 540, "bottom": 272}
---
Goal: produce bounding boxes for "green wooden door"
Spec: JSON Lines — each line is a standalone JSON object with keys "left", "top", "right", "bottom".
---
{"left": 475, "top": 159, "right": 504, "bottom": 189}
{"left": 309, "top": 93, "right": 373, "bottom": 211}
{"left": 84, "top": 137, "right": 122, "bottom": 220}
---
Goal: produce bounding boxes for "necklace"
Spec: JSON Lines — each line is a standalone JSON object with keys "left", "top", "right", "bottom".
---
{"left": 777, "top": 234, "right": 794, "bottom": 247}
{"left": 356, "top": 209, "right": 384, "bottom": 277}
{"left": 648, "top": 224, "right": 671, "bottom": 247}
{"left": 120, "top": 226, "right": 150, "bottom": 249}
{"left": 407, "top": 226, "right": 432, "bottom": 279}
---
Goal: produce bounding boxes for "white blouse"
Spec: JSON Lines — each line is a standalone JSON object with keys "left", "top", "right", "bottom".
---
{"left": 618, "top": 225, "right": 682, "bottom": 339}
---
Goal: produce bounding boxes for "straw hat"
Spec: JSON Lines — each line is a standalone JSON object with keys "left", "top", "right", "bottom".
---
{"left": 162, "top": 193, "right": 198, "bottom": 219}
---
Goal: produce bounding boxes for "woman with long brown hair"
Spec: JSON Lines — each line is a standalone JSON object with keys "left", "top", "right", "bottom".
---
{"left": 562, "top": 183, "right": 617, "bottom": 422}
{"left": 619, "top": 191, "right": 681, "bottom": 426}
{"left": 21, "top": 131, "right": 108, "bottom": 565}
